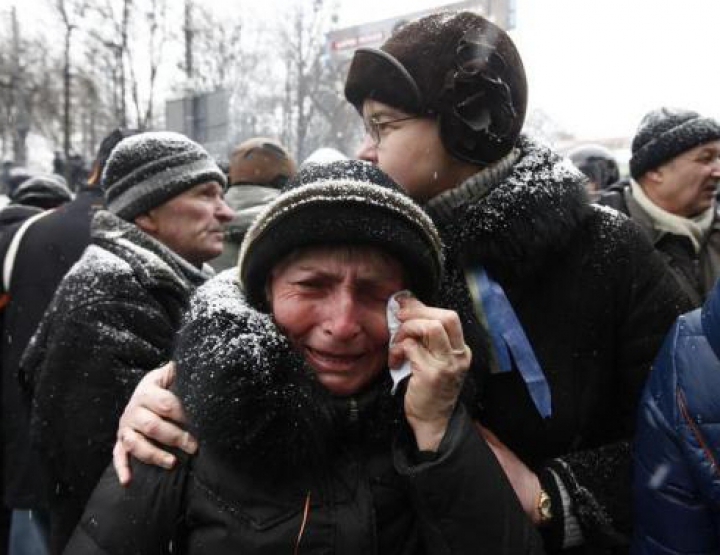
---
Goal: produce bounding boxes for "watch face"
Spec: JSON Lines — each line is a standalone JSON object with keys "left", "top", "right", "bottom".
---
{"left": 539, "top": 491, "right": 552, "bottom": 522}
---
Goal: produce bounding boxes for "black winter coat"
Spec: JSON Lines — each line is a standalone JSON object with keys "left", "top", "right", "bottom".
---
{"left": 0, "top": 204, "right": 42, "bottom": 233}
{"left": 425, "top": 137, "right": 692, "bottom": 553}
{"left": 0, "top": 187, "right": 103, "bottom": 511}
{"left": 66, "top": 271, "right": 545, "bottom": 555}
{"left": 21, "top": 210, "right": 211, "bottom": 554}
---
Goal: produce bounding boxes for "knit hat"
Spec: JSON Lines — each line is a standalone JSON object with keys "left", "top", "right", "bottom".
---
{"left": 238, "top": 160, "right": 444, "bottom": 311}
{"left": 229, "top": 137, "right": 297, "bottom": 188}
{"left": 10, "top": 174, "right": 73, "bottom": 209}
{"left": 102, "top": 131, "right": 227, "bottom": 220}
{"left": 344, "top": 11, "right": 527, "bottom": 166}
{"left": 630, "top": 107, "right": 720, "bottom": 179}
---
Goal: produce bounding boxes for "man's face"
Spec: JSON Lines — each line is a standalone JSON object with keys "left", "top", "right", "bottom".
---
{"left": 356, "top": 99, "right": 474, "bottom": 202}
{"left": 136, "top": 181, "right": 234, "bottom": 266}
{"left": 644, "top": 140, "right": 720, "bottom": 217}
{"left": 270, "top": 246, "right": 404, "bottom": 397}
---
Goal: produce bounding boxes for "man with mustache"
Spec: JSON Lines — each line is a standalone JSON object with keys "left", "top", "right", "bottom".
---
{"left": 599, "top": 107, "right": 720, "bottom": 305}
{"left": 20, "top": 131, "right": 233, "bottom": 554}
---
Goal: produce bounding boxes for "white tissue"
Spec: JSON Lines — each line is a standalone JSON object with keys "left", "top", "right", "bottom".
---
{"left": 387, "top": 290, "right": 413, "bottom": 394}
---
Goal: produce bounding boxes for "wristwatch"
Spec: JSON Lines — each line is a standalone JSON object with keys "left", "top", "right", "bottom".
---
{"left": 537, "top": 488, "right": 553, "bottom": 525}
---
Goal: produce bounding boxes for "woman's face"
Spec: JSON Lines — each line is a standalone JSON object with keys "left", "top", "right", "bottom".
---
{"left": 270, "top": 246, "right": 405, "bottom": 396}
{"left": 356, "top": 99, "right": 477, "bottom": 202}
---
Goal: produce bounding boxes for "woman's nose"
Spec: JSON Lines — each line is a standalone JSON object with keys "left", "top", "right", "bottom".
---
{"left": 356, "top": 134, "right": 378, "bottom": 164}
{"left": 323, "top": 292, "right": 361, "bottom": 339}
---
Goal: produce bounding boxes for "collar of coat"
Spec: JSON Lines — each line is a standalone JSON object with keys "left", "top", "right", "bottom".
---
{"left": 426, "top": 135, "right": 592, "bottom": 287}
{"left": 90, "top": 210, "right": 213, "bottom": 295}
{"left": 174, "top": 270, "right": 401, "bottom": 483}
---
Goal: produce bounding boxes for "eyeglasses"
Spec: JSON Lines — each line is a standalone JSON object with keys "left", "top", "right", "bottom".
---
{"left": 364, "top": 115, "right": 419, "bottom": 146}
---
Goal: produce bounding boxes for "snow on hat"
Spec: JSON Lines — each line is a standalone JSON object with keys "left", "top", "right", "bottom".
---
{"left": 238, "top": 160, "right": 444, "bottom": 311}
{"left": 300, "top": 147, "right": 348, "bottom": 168}
{"left": 10, "top": 174, "right": 72, "bottom": 209}
{"left": 630, "top": 107, "right": 720, "bottom": 179}
{"left": 102, "top": 131, "right": 227, "bottom": 221}
{"left": 344, "top": 10, "right": 527, "bottom": 166}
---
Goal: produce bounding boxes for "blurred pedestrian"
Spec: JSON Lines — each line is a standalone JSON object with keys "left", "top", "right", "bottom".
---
{"left": 210, "top": 137, "right": 296, "bottom": 271}
{"left": 567, "top": 143, "right": 621, "bottom": 201}
{"left": 51, "top": 152, "right": 64, "bottom": 180}
{"left": 8, "top": 174, "right": 72, "bottom": 210}
{"left": 0, "top": 174, "right": 72, "bottom": 235}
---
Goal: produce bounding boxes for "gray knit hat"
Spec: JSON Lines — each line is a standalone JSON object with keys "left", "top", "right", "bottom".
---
{"left": 238, "top": 160, "right": 444, "bottom": 311}
{"left": 630, "top": 107, "right": 720, "bottom": 179}
{"left": 102, "top": 131, "right": 227, "bottom": 220}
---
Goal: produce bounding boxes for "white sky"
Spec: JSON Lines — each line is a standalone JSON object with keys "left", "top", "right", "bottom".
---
{"left": 339, "top": 0, "right": 720, "bottom": 140}
{"left": 10, "top": 0, "right": 720, "bottom": 143}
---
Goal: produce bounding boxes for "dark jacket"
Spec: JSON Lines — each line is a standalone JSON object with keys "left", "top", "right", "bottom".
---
{"left": 631, "top": 279, "right": 720, "bottom": 555}
{"left": 0, "top": 204, "right": 43, "bottom": 232}
{"left": 425, "top": 137, "right": 691, "bottom": 553}
{"left": 66, "top": 271, "right": 545, "bottom": 555}
{"left": 0, "top": 187, "right": 103, "bottom": 511}
{"left": 21, "top": 210, "right": 211, "bottom": 554}
{"left": 597, "top": 178, "right": 720, "bottom": 306}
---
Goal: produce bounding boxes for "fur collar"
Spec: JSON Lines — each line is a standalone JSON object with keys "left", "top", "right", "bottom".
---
{"left": 174, "top": 270, "right": 401, "bottom": 482}
{"left": 422, "top": 137, "right": 592, "bottom": 414}
{"left": 428, "top": 135, "right": 592, "bottom": 286}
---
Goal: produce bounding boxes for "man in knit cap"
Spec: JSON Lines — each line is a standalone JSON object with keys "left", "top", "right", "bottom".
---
{"left": 598, "top": 107, "right": 720, "bottom": 305}
{"left": 20, "top": 131, "right": 233, "bottom": 554}
{"left": 113, "top": 12, "right": 690, "bottom": 554}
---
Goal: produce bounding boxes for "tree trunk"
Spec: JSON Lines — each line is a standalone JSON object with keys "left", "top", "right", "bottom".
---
{"left": 63, "top": 26, "right": 72, "bottom": 185}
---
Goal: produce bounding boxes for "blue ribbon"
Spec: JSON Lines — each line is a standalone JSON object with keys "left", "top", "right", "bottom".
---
{"left": 466, "top": 267, "right": 552, "bottom": 418}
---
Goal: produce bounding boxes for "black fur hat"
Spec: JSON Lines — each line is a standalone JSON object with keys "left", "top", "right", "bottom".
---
{"left": 630, "top": 107, "right": 720, "bottom": 179}
{"left": 238, "top": 160, "right": 444, "bottom": 310}
{"left": 344, "top": 11, "right": 527, "bottom": 166}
